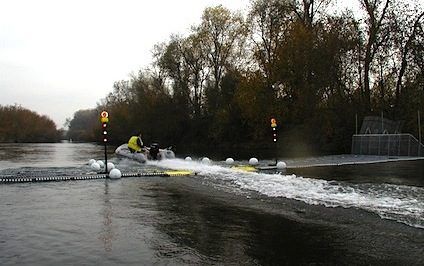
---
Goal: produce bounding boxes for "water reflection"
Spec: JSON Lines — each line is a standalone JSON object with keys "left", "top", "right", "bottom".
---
{"left": 99, "top": 181, "right": 115, "bottom": 252}
{"left": 144, "top": 180, "right": 346, "bottom": 265}
{"left": 150, "top": 178, "right": 424, "bottom": 264}
{"left": 0, "top": 143, "right": 111, "bottom": 169}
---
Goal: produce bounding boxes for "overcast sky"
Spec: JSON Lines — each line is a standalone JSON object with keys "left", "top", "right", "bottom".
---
{"left": 0, "top": 0, "right": 250, "bottom": 128}
{"left": 1, "top": 0, "right": 414, "bottom": 128}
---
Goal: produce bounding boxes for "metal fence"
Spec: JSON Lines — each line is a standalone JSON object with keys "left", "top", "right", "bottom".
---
{"left": 352, "top": 134, "right": 424, "bottom": 157}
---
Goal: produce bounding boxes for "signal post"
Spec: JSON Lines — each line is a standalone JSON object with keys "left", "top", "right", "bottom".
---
{"left": 100, "top": 111, "right": 109, "bottom": 174}
{"left": 271, "top": 118, "right": 278, "bottom": 165}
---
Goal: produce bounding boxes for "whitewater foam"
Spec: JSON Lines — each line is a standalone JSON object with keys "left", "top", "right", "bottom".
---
{"left": 150, "top": 159, "right": 424, "bottom": 228}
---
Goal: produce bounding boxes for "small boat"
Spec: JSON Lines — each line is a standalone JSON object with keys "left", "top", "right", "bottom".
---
{"left": 115, "top": 143, "right": 175, "bottom": 163}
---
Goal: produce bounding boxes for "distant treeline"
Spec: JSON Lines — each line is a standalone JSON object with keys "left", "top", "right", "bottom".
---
{"left": 67, "top": 0, "right": 424, "bottom": 156}
{"left": 0, "top": 105, "right": 61, "bottom": 143}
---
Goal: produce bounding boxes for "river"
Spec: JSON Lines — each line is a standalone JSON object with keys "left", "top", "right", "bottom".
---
{"left": 0, "top": 143, "right": 423, "bottom": 265}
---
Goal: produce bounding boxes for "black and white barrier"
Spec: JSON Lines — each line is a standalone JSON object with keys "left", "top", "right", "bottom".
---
{"left": 0, "top": 170, "right": 195, "bottom": 184}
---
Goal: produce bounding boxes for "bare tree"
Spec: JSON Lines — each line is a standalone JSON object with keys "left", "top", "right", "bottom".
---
{"left": 197, "top": 5, "right": 247, "bottom": 92}
{"left": 393, "top": 8, "right": 424, "bottom": 107}
{"left": 290, "top": 0, "right": 333, "bottom": 26}
{"left": 248, "top": 0, "right": 292, "bottom": 88}
{"left": 359, "top": 0, "right": 392, "bottom": 110}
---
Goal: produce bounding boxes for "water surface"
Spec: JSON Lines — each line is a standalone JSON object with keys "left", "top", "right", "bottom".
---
{"left": 0, "top": 143, "right": 423, "bottom": 265}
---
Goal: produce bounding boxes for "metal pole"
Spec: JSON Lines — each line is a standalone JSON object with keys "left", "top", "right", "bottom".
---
{"left": 100, "top": 111, "right": 109, "bottom": 175}
{"left": 381, "top": 111, "right": 384, "bottom": 133}
{"left": 419, "top": 111, "right": 421, "bottom": 144}
{"left": 419, "top": 111, "right": 421, "bottom": 156}
{"left": 104, "top": 143, "right": 108, "bottom": 174}
{"left": 355, "top": 114, "right": 358, "bottom": 135}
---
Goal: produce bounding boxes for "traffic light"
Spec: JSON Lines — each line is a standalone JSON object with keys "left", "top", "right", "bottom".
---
{"left": 271, "top": 118, "right": 277, "bottom": 142}
{"left": 100, "top": 111, "right": 109, "bottom": 143}
{"left": 100, "top": 110, "right": 110, "bottom": 174}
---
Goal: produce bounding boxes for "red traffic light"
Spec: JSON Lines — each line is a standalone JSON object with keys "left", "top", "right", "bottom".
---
{"left": 100, "top": 111, "right": 109, "bottom": 123}
{"left": 101, "top": 111, "right": 109, "bottom": 118}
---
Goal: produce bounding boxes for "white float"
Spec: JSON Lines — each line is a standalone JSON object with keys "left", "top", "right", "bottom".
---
{"left": 107, "top": 162, "right": 115, "bottom": 171}
{"left": 276, "top": 161, "right": 287, "bottom": 170}
{"left": 97, "top": 160, "right": 105, "bottom": 168}
{"left": 185, "top": 156, "right": 192, "bottom": 161}
{"left": 225, "top": 158, "right": 234, "bottom": 165}
{"left": 88, "top": 159, "right": 96, "bottom": 165}
{"left": 109, "top": 168, "right": 122, "bottom": 179}
{"left": 90, "top": 162, "right": 101, "bottom": 171}
{"left": 249, "top": 158, "right": 259, "bottom": 166}
{"left": 201, "top": 157, "right": 211, "bottom": 164}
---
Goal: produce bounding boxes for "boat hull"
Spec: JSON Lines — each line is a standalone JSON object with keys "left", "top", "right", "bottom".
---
{"left": 115, "top": 144, "right": 175, "bottom": 163}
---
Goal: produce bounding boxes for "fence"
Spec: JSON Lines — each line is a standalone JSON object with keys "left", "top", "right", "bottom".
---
{"left": 351, "top": 134, "right": 424, "bottom": 157}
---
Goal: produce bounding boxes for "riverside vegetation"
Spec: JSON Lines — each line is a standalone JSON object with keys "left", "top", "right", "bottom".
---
{"left": 0, "top": 105, "right": 62, "bottom": 142}
{"left": 35, "top": 1, "right": 424, "bottom": 155}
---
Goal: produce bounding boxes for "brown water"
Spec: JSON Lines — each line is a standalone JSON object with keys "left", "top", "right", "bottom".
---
{"left": 0, "top": 143, "right": 423, "bottom": 265}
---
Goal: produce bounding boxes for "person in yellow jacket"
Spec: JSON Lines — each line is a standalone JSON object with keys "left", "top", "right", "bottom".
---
{"left": 128, "top": 132, "right": 144, "bottom": 153}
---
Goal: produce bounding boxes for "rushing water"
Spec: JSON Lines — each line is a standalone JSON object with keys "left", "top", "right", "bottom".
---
{"left": 0, "top": 143, "right": 423, "bottom": 265}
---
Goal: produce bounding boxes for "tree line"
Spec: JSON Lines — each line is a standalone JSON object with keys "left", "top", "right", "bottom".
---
{"left": 68, "top": 0, "right": 423, "bottom": 156}
{"left": 0, "top": 105, "right": 61, "bottom": 143}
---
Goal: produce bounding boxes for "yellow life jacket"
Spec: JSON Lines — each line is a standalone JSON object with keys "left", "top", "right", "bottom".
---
{"left": 128, "top": 136, "right": 142, "bottom": 152}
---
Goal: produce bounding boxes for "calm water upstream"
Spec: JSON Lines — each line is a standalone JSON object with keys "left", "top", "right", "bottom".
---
{"left": 0, "top": 143, "right": 423, "bottom": 265}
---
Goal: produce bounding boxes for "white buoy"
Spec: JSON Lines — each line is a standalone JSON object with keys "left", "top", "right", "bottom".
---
{"left": 249, "top": 158, "right": 259, "bottom": 166}
{"left": 201, "top": 157, "right": 211, "bottom": 164}
{"left": 88, "top": 159, "right": 96, "bottom": 165}
{"left": 109, "top": 168, "right": 122, "bottom": 179}
{"left": 107, "top": 162, "right": 115, "bottom": 171}
{"left": 276, "top": 161, "right": 287, "bottom": 170}
{"left": 185, "top": 156, "right": 192, "bottom": 161}
{"left": 225, "top": 158, "right": 234, "bottom": 165}
{"left": 90, "top": 162, "right": 101, "bottom": 171}
{"left": 97, "top": 160, "right": 105, "bottom": 168}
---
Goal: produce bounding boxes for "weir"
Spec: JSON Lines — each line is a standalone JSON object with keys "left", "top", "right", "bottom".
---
{"left": 286, "top": 156, "right": 424, "bottom": 169}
